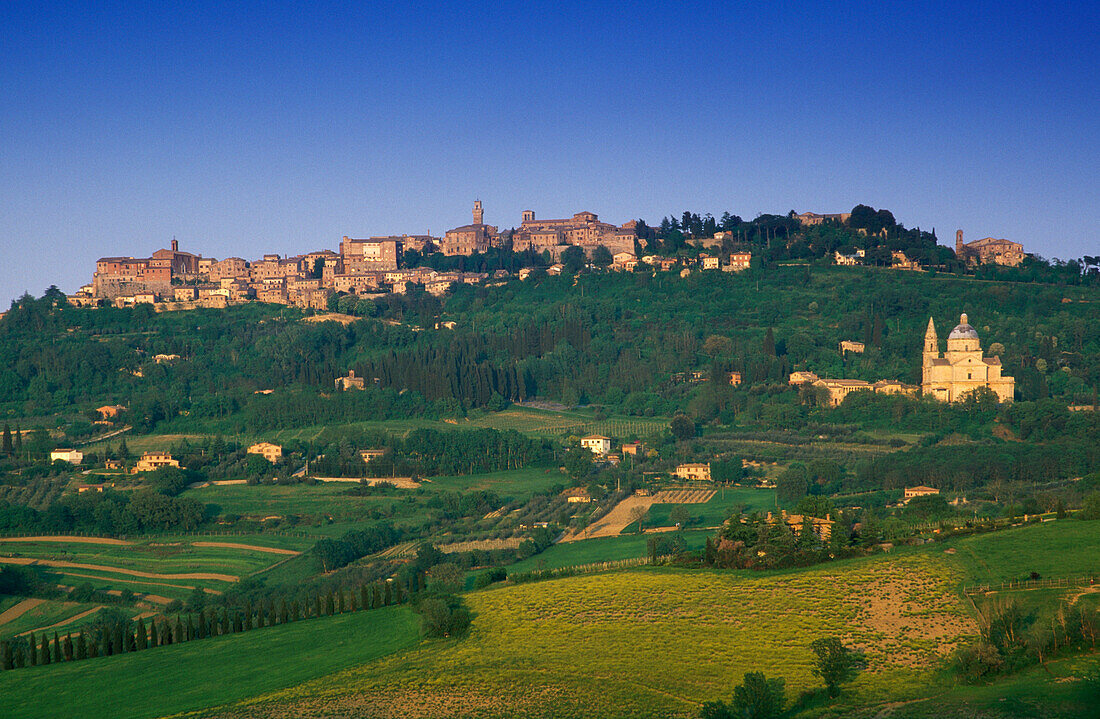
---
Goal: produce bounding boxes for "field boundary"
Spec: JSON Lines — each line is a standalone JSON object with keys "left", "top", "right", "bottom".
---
{"left": 963, "top": 575, "right": 1099, "bottom": 595}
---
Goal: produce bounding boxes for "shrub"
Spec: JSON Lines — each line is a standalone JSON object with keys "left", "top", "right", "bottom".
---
{"left": 416, "top": 594, "right": 471, "bottom": 638}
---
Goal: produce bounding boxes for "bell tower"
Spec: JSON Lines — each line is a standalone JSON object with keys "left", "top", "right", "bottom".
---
{"left": 473, "top": 200, "right": 484, "bottom": 225}
{"left": 922, "top": 317, "right": 939, "bottom": 386}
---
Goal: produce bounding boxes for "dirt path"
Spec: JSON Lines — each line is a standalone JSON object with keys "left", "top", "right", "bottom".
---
{"left": 561, "top": 495, "right": 657, "bottom": 542}
{"left": 0, "top": 556, "right": 238, "bottom": 583}
{"left": 191, "top": 541, "right": 299, "bottom": 555}
{"left": 312, "top": 476, "right": 420, "bottom": 488}
{"left": 18, "top": 606, "right": 104, "bottom": 637}
{"left": 0, "top": 536, "right": 131, "bottom": 546}
{"left": 0, "top": 598, "right": 45, "bottom": 626}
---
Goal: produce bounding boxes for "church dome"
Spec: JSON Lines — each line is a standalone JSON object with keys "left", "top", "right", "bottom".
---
{"left": 947, "top": 313, "right": 979, "bottom": 340}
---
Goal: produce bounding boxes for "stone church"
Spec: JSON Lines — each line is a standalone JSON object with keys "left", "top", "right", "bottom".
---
{"left": 921, "top": 314, "right": 1014, "bottom": 402}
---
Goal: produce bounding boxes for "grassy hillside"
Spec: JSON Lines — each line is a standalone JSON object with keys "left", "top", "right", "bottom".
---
{"left": 0, "top": 606, "right": 418, "bottom": 719}
{"left": 190, "top": 553, "right": 973, "bottom": 718}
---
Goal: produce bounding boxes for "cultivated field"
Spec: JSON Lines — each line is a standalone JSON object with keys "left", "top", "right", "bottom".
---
{"left": 0, "top": 535, "right": 310, "bottom": 603}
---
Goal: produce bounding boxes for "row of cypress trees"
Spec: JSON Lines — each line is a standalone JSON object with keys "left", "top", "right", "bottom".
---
{"left": 0, "top": 577, "right": 409, "bottom": 671}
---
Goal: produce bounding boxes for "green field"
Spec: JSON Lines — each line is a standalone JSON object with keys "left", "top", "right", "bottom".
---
{"left": 425, "top": 467, "right": 566, "bottom": 500}
{"left": 945, "top": 519, "right": 1100, "bottom": 586}
{"left": 0, "top": 535, "right": 311, "bottom": 601}
{"left": 0, "top": 606, "right": 419, "bottom": 719}
{"left": 506, "top": 529, "right": 714, "bottom": 574}
{"left": 3, "top": 521, "right": 1098, "bottom": 718}
{"left": 0, "top": 599, "right": 106, "bottom": 640}
{"left": 634, "top": 486, "right": 777, "bottom": 530}
{"left": 190, "top": 553, "right": 971, "bottom": 718}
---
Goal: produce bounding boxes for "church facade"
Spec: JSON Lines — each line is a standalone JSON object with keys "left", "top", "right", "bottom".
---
{"left": 921, "top": 314, "right": 1014, "bottom": 402}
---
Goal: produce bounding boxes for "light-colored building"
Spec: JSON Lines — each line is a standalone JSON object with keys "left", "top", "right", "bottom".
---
{"left": 922, "top": 314, "right": 1014, "bottom": 403}
{"left": 335, "top": 370, "right": 366, "bottom": 391}
{"left": 621, "top": 442, "right": 644, "bottom": 456}
{"left": 765, "top": 510, "right": 834, "bottom": 540}
{"left": 360, "top": 449, "right": 386, "bottom": 463}
{"left": 955, "top": 230, "right": 1025, "bottom": 267}
{"left": 789, "top": 371, "right": 820, "bottom": 385}
{"left": 728, "top": 371, "right": 742, "bottom": 386}
{"left": 674, "top": 463, "right": 711, "bottom": 481}
{"left": 580, "top": 435, "right": 611, "bottom": 455}
{"left": 834, "top": 249, "right": 865, "bottom": 266}
{"left": 565, "top": 488, "right": 592, "bottom": 504}
{"left": 903, "top": 486, "right": 940, "bottom": 504}
{"left": 97, "top": 405, "right": 126, "bottom": 419}
{"left": 247, "top": 442, "right": 283, "bottom": 463}
{"left": 132, "top": 452, "right": 180, "bottom": 473}
{"left": 50, "top": 449, "right": 83, "bottom": 464}
{"left": 839, "top": 341, "right": 865, "bottom": 354}
{"left": 813, "top": 378, "right": 873, "bottom": 407}
{"left": 700, "top": 256, "right": 720, "bottom": 270}
{"left": 340, "top": 236, "right": 402, "bottom": 272}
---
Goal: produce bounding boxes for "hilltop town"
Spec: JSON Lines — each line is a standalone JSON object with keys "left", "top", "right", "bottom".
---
{"left": 68, "top": 202, "right": 1031, "bottom": 310}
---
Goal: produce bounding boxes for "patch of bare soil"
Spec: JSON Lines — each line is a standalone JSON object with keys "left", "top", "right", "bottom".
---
{"left": 192, "top": 541, "right": 300, "bottom": 555}
{"left": 0, "top": 556, "right": 238, "bottom": 582}
{"left": 0, "top": 535, "right": 130, "bottom": 545}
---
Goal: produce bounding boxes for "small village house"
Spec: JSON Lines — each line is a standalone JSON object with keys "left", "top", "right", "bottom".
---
{"left": 247, "top": 442, "right": 283, "bottom": 463}
{"left": 580, "top": 435, "right": 612, "bottom": 455}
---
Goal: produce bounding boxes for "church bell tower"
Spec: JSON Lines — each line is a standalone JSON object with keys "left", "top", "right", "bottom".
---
{"left": 473, "top": 200, "right": 484, "bottom": 225}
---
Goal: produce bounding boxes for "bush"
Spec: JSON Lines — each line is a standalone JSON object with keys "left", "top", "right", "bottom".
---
{"left": 950, "top": 641, "right": 1004, "bottom": 683}
{"left": 1079, "top": 492, "right": 1100, "bottom": 520}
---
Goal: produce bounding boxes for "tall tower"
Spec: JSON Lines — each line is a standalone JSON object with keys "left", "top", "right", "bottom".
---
{"left": 473, "top": 200, "right": 484, "bottom": 225}
{"left": 922, "top": 317, "right": 939, "bottom": 386}
{"left": 955, "top": 229, "right": 964, "bottom": 254}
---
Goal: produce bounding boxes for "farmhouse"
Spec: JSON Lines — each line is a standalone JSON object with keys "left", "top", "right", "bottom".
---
{"left": 565, "top": 488, "right": 593, "bottom": 504}
{"left": 839, "top": 341, "right": 865, "bottom": 354}
{"left": 674, "top": 463, "right": 712, "bottom": 481}
{"left": 621, "top": 442, "right": 644, "bottom": 456}
{"left": 132, "top": 452, "right": 180, "bottom": 473}
{"left": 360, "top": 449, "right": 386, "bottom": 463}
{"left": 50, "top": 449, "right": 84, "bottom": 464}
{"left": 335, "top": 370, "right": 366, "bottom": 391}
{"left": 903, "top": 486, "right": 940, "bottom": 504}
{"left": 766, "top": 510, "right": 835, "bottom": 540}
{"left": 789, "top": 371, "right": 819, "bottom": 385}
{"left": 96, "top": 404, "right": 127, "bottom": 419}
{"left": 580, "top": 435, "right": 611, "bottom": 455}
{"left": 247, "top": 442, "right": 283, "bottom": 463}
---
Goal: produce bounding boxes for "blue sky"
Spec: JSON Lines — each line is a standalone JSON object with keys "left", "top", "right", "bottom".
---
{"left": 1, "top": 1, "right": 1097, "bottom": 304}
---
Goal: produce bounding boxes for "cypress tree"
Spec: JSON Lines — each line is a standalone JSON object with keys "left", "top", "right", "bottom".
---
{"left": 371, "top": 585, "right": 381, "bottom": 609}
{"left": 1, "top": 641, "right": 12, "bottom": 670}
{"left": 173, "top": 618, "right": 183, "bottom": 643}
{"left": 325, "top": 593, "right": 334, "bottom": 616}
{"left": 135, "top": 620, "right": 147, "bottom": 650}
{"left": 88, "top": 636, "right": 98, "bottom": 658}
{"left": 256, "top": 605, "right": 266, "bottom": 628}
{"left": 291, "top": 599, "right": 300, "bottom": 622}
{"left": 2, "top": 424, "right": 12, "bottom": 456}
{"left": 27, "top": 632, "right": 37, "bottom": 666}
{"left": 360, "top": 584, "right": 369, "bottom": 610}
{"left": 16, "top": 644, "right": 26, "bottom": 668}
{"left": 336, "top": 591, "right": 344, "bottom": 614}
{"left": 149, "top": 620, "right": 159, "bottom": 647}
{"left": 314, "top": 595, "right": 322, "bottom": 618}
{"left": 76, "top": 632, "right": 87, "bottom": 660}
{"left": 62, "top": 634, "right": 74, "bottom": 661}
{"left": 232, "top": 610, "right": 243, "bottom": 633}
{"left": 186, "top": 616, "right": 196, "bottom": 641}
{"left": 383, "top": 582, "right": 392, "bottom": 606}
{"left": 52, "top": 632, "right": 62, "bottom": 662}
{"left": 245, "top": 601, "right": 254, "bottom": 631}
{"left": 13, "top": 424, "right": 22, "bottom": 457}
{"left": 40, "top": 635, "right": 51, "bottom": 664}
{"left": 279, "top": 598, "right": 288, "bottom": 624}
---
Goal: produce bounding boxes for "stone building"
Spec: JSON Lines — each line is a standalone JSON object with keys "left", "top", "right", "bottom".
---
{"left": 955, "top": 230, "right": 1026, "bottom": 267}
{"left": 795, "top": 211, "right": 851, "bottom": 226}
{"left": 512, "top": 209, "right": 634, "bottom": 256}
{"left": 340, "top": 237, "right": 402, "bottom": 272}
{"left": 247, "top": 442, "right": 283, "bottom": 463}
{"left": 921, "top": 314, "right": 1014, "bottom": 403}
{"left": 442, "top": 201, "right": 499, "bottom": 256}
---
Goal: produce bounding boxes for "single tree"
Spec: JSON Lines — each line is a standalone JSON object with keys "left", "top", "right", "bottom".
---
{"left": 2, "top": 424, "right": 12, "bottom": 456}
{"left": 731, "top": 670, "right": 786, "bottom": 718}
{"left": 810, "top": 636, "right": 860, "bottom": 697}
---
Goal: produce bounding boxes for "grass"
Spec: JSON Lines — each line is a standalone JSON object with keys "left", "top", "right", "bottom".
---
{"left": 945, "top": 519, "right": 1100, "bottom": 586}
{"left": 506, "top": 529, "right": 713, "bottom": 574}
{"left": 0, "top": 599, "right": 102, "bottom": 640}
{"left": 424, "top": 467, "right": 565, "bottom": 500}
{"left": 0, "top": 535, "right": 312, "bottom": 601}
{"left": 0, "top": 606, "right": 420, "bottom": 719}
{"left": 193, "top": 553, "right": 972, "bottom": 718}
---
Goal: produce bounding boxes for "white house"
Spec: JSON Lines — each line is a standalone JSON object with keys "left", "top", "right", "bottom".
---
{"left": 580, "top": 435, "right": 612, "bottom": 455}
{"left": 50, "top": 449, "right": 84, "bottom": 464}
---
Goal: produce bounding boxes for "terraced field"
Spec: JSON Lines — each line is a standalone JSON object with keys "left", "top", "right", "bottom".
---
{"left": 0, "top": 535, "right": 310, "bottom": 602}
